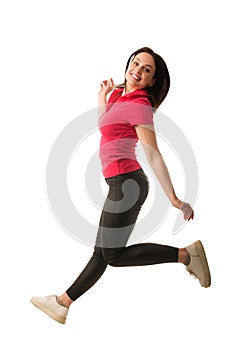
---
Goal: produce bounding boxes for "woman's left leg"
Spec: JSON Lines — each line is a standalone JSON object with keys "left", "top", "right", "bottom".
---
{"left": 99, "top": 169, "right": 182, "bottom": 267}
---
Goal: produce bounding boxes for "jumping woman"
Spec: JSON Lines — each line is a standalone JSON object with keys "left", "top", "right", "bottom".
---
{"left": 31, "top": 47, "right": 211, "bottom": 324}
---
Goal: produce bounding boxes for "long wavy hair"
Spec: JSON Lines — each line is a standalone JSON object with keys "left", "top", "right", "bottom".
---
{"left": 117, "top": 47, "right": 170, "bottom": 110}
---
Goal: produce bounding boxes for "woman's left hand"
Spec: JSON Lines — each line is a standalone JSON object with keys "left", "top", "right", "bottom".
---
{"left": 180, "top": 202, "right": 194, "bottom": 221}
{"left": 171, "top": 198, "right": 194, "bottom": 221}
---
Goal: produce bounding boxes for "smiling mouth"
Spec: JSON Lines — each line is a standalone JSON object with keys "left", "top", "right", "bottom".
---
{"left": 130, "top": 73, "right": 141, "bottom": 81}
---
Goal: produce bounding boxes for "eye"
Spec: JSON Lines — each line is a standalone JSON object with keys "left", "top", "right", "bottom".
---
{"left": 144, "top": 68, "right": 151, "bottom": 73}
{"left": 133, "top": 61, "right": 139, "bottom": 66}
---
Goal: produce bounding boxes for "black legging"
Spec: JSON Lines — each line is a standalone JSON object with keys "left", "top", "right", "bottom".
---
{"left": 66, "top": 168, "right": 178, "bottom": 301}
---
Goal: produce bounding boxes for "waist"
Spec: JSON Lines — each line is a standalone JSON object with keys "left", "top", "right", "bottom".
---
{"left": 105, "top": 168, "right": 145, "bottom": 182}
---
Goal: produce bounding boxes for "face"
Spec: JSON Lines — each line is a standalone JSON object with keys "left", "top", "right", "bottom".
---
{"left": 125, "top": 52, "right": 156, "bottom": 92}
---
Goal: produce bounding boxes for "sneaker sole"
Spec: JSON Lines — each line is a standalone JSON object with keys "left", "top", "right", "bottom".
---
{"left": 191, "top": 240, "right": 211, "bottom": 288}
{"left": 30, "top": 297, "right": 66, "bottom": 324}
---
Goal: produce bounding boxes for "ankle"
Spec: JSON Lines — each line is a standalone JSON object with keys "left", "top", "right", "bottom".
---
{"left": 178, "top": 248, "right": 190, "bottom": 265}
{"left": 57, "top": 293, "right": 73, "bottom": 308}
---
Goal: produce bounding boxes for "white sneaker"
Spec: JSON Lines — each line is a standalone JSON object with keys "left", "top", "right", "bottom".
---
{"left": 30, "top": 295, "right": 69, "bottom": 324}
{"left": 185, "top": 240, "right": 211, "bottom": 288}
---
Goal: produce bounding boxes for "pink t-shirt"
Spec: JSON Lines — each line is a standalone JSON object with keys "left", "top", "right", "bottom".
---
{"left": 98, "top": 88, "right": 154, "bottom": 178}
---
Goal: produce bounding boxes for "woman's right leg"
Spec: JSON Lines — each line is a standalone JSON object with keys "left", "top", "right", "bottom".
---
{"left": 58, "top": 246, "right": 189, "bottom": 307}
{"left": 64, "top": 246, "right": 107, "bottom": 303}
{"left": 30, "top": 223, "right": 109, "bottom": 322}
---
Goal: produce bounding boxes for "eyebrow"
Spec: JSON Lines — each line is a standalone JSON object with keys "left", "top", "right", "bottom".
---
{"left": 134, "top": 57, "right": 153, "bottom": 69}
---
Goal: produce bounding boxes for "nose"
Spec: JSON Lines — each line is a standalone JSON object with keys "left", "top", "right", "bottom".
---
{"left": 136, "top": 66, "right": 142, "bottom": 74}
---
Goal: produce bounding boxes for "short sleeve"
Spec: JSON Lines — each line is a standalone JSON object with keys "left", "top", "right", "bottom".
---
{"left": 127, "top": 97, "right": 154, "bottom": 126}
{"left": 104, "top": 88, "right": 154, "bottom": 126}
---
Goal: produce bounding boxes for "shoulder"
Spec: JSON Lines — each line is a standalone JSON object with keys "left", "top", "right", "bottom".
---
{"left": 126, "top": 89, "right": 151, "bottom": 106}
{"left": 126, "top": 90, "right": 154, "bottom": 126}
{"left": 107, "top": 88, "right": 124, "bottom": 104}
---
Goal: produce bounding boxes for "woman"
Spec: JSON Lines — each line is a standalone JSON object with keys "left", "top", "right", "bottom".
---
{"left": 31, "top": 47, "right": 211, "bottom": 324}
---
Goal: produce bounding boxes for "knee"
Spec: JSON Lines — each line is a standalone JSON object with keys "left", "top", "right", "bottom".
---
{"left": 102, "top": 248, "right": 122, "bottom": 267}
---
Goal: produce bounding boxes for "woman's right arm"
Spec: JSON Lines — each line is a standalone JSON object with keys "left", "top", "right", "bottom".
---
{"left": 98, "top": 78, "right": 114, "bottom": 116}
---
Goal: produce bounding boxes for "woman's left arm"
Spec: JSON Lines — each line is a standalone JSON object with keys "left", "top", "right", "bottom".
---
{"left": 135, "top": 124, "right": 194, "bottom": 220}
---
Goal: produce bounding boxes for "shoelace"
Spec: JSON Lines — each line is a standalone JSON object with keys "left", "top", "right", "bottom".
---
{"left": 187, "top": 267, "right": 198, "bottom": 279}
{"left": 189, "top": 270, "right": 197, "bottom": 279}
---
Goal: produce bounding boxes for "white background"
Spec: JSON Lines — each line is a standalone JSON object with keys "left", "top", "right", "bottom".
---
{"left": 1, "top": 0, "right": 244, "bottom": 349}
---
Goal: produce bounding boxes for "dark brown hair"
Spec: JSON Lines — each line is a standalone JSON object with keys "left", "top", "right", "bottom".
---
{"left": 118, "top": 47, "right": 170, "bottom": 110}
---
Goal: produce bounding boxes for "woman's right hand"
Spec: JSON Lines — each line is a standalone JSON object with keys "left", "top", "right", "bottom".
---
{"left": 98, "top": 78, "right": 114, "bottom": 96}
{"left": 98, "top": 78, "right": 115, "bottom": 116}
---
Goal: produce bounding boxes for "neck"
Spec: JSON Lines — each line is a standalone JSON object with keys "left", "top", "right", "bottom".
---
{"left": 122, "top": 84, "right": 138, "bottom": 96}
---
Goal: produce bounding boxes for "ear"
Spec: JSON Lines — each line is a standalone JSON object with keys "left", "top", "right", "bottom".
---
{"left": 148, "top": 78, "right": 156, "bottom": 87}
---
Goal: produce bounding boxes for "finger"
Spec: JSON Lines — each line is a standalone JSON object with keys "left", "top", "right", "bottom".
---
{"left": 110, "top": 78, "right": 115, "bottom": 87}
{"left": 188, "top": 211, "right": 194, "bottom": 221}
